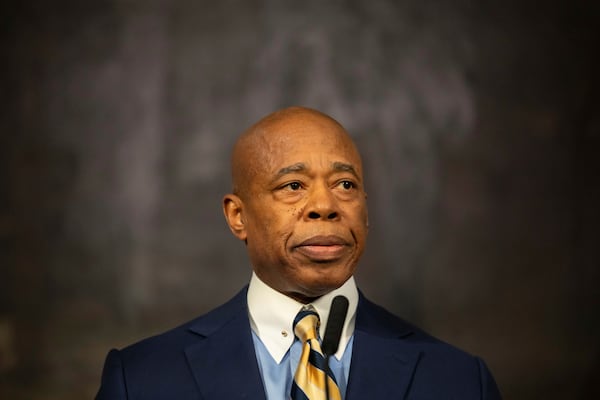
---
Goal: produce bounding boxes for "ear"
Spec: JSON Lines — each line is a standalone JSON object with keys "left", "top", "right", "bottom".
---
{"left": 364, "top": 191, "right": 369, "bottom": 229}
{"left": 223, "top": 193, "right": 247, "bottom": 241}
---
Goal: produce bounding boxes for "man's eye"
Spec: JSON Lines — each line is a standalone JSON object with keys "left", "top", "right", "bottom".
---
{"left": 339, "top": 180, "right": 355, "bottom": 190}
{"left": 286, "top": 182, "right": 302, "bottom": 190}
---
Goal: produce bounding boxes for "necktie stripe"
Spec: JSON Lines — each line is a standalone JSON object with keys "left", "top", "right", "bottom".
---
{"left": 290, "top": 381, "right": 310, "bottom": 400}
{"left": 307, "top": 347, "right": 338, "bottom": 383}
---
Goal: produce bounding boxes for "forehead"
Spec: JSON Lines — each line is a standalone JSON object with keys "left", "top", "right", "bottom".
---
{"left": 255, "top": 118, "right": 362, "bottom": 174}
{"left": 231, "top": 109, "right": 364, "bottom": 195}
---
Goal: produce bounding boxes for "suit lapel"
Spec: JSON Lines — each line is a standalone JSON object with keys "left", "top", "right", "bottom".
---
{"left": 346, "top": 295, "right": 422, "bottom": 399}
{"left": 184, "top": 289, "right": 266, "bottom": 400}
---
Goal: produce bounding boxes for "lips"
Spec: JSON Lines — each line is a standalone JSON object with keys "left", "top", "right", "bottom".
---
{"left": 293, "top": 235, "right": 350, "bottom": 261}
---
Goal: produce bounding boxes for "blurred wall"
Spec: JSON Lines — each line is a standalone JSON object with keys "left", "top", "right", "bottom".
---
{"left": 1, "top": 1, "right": 598, "bottom": 398}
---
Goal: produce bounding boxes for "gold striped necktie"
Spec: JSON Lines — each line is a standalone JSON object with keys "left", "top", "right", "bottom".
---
{"left": 290, "top": 308, "right": 342, "bottom": 400}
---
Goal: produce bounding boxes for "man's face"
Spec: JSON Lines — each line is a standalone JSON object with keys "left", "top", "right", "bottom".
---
{"left": 226, "top": 113, "right": 368, "bottom": 302}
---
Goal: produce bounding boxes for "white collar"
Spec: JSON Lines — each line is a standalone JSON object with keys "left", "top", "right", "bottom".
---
{"left": 247, "top": 272, "right": 358, "bottom": 363}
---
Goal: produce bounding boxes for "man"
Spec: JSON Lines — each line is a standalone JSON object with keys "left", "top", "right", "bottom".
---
{"left": 96, "top": 107, "right": 501, "bottom": 399}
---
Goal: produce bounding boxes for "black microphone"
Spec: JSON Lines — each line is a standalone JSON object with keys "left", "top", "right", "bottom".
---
{"left": 322, "top": 295, "right": 349, "bottom": 400}
{"left": 322, "top": 295, "right": 349, "bottom": 357}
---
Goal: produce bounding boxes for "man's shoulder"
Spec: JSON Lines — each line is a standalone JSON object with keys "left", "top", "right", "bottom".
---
{"left": 117, "top": 287, "right": 249, "bottom": 360}
{"left": 355, "top": 294, "right": 502, "bottom": 398}
{"left": 357, "top": 293, "right": 479, "bottom": 361}
{"left": 96, "top": 287, "right": 253, "bottom": 398}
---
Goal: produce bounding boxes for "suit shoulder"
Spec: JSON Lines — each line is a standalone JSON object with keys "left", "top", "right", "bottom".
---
{"left": 117, "top": 287, "right": 248, "bottom": 360}
{"left": 356, "top": 294, "right": 502, "bottom": 398}
{"left": 97, "top": 288, "right": 252, "bottom": 398}
{"left": 357, "top": 294, "right": 478, "bottom": 360}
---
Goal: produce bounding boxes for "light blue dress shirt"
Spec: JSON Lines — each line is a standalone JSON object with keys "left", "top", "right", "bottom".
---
{"left": 252, "top": 330, "right": 354, "bottom": 399}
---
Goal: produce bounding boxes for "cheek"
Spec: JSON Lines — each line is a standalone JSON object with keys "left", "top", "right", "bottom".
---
{"left": 352, "top": 205, "right": 369, "bottom": 240}
{"left": 350, "top": 202, "right": 368, "bottom": 222}
{"left": 255, "top": 211, "right": 293, "bottom": 241}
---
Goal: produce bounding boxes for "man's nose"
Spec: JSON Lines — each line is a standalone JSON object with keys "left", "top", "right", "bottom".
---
{"left": 304, "top": 184, "right": 339, "bottom": 221}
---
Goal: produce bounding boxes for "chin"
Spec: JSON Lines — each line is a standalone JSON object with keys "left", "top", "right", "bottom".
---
{"left": 301, "top": 272, "right": 350, "bottom": 295}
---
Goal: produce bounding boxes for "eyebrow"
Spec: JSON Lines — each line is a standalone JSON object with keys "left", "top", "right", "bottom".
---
{"left": 274, "top": 163, "right": 307, "bottom": 179}
{"left": 273, "top": 161, "right": 360, "bottom": 181}
{"left": 332, "top": 161, "right": 359, "bottom": 178}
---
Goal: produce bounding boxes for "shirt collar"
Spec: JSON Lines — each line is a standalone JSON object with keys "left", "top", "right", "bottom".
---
{"left": 247, "top": 272, "right": 358, "bottom": 363}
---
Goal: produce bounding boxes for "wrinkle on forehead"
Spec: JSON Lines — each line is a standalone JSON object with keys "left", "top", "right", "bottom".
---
{"left": 230, "top": 107, "right": 361, "bottom": 199}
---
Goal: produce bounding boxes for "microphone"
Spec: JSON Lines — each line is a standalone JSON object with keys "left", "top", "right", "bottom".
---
{"left": 322, "top": 295, "right": 349, "bottom": 400}
{"left": 322, "top": 295, "right": 349, "bottom": 357}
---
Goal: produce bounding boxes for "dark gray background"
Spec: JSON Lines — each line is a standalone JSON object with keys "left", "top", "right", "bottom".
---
{"left": 1, "top": 0, "right": 599, "bottom": 398}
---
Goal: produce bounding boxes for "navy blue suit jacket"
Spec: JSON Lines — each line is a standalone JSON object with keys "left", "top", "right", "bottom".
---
{"left": 96, "top": 287, "right": 501, "bottom": 399}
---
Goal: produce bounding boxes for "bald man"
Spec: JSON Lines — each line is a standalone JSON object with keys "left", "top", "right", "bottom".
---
{"left": 96, "top": 107, "right": 501, "bottom": 399}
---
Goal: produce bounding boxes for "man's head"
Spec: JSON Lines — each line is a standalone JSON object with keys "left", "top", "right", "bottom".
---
{"left": 223, "top": 107, "right": 368, "bottom": 303}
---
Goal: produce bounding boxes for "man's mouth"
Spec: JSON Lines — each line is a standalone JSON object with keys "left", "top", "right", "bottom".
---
{"left": 293, "top": 235, "right": 350, "bottom": 261}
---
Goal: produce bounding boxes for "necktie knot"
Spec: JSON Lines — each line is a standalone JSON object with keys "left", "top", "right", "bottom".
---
{"left": 293, "top": 308, "right": 320, "bottom": 343}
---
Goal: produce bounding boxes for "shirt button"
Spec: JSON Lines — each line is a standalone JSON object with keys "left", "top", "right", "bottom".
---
{"left": 281, "top": 330, "right": 288, "bottom": 337}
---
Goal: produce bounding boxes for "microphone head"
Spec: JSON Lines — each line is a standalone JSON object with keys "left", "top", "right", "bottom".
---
{"left": 322, "top": 295, "right": 349, "bottom": 357}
